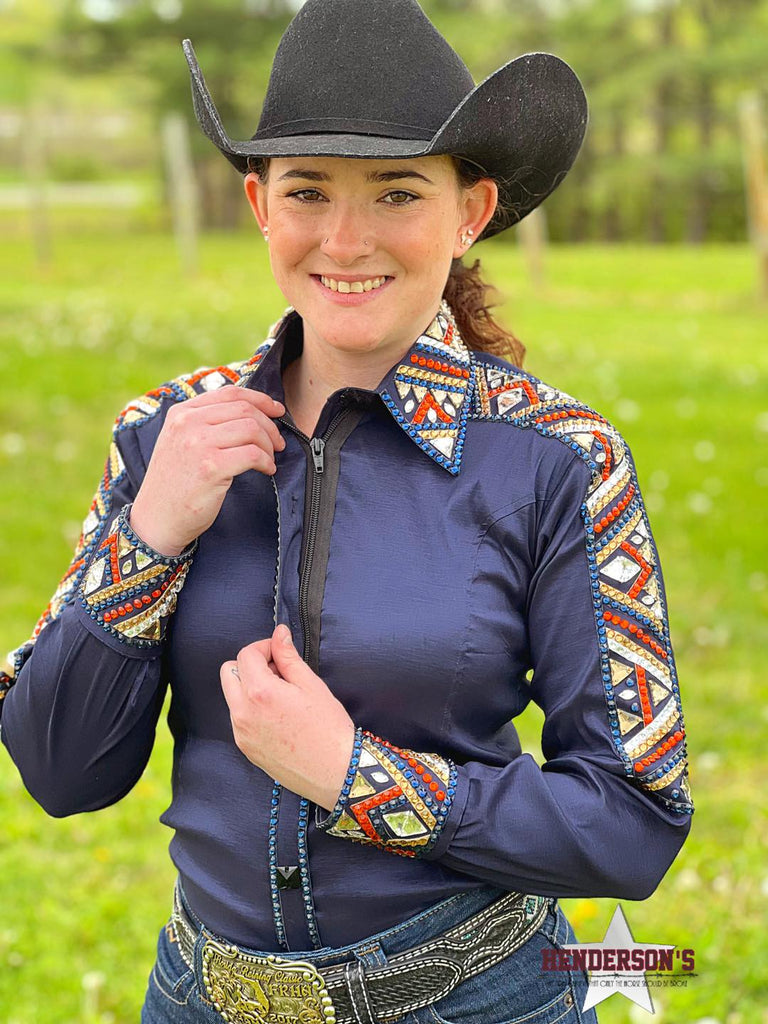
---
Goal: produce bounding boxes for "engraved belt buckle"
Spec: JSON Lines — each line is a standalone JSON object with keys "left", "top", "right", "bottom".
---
{"left": 202, "top": 938, "right": 337, "bottom": 1024}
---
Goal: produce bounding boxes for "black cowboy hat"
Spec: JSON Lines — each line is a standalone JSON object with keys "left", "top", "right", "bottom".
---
{"left": 182, "top": 0, "right": 588, "bottom": 239}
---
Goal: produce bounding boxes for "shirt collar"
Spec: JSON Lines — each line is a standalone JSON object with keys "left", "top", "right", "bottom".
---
{"left": 238, "top": 300, "right": 474, "bottom": 475}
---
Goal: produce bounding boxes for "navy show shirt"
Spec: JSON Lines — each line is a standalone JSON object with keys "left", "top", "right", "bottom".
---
{"left": 0, "top": 302, "right": 693, "bottom": 951}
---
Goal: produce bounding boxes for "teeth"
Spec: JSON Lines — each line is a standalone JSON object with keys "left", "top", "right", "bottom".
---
{"left": 320, "top": 276, "right": 387, "bottom": 293}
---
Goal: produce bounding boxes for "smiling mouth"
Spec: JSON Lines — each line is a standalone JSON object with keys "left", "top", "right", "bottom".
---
{"left": 315, "top": 275, "right": 392, "bottom": 293}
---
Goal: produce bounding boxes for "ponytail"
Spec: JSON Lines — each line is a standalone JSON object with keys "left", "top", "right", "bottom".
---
{"left": 445, "top": 159, "right": 525, "bottom": 367}
{"left": 443, "top": 256, "right": 525, "bottom": 366}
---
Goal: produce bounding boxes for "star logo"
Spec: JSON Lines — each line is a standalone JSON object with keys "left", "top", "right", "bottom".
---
{"left": 561, "top": 905, "right": 673, "bottom": 1013}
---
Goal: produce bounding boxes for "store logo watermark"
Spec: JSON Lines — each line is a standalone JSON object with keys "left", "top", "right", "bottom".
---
{"left": 541, "top": 905, "right": 696, "bottom": 1013}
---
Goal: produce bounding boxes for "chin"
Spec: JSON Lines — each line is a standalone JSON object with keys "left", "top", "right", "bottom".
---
{"left": 324, "top": 326, "right": 385, "bottom": 353}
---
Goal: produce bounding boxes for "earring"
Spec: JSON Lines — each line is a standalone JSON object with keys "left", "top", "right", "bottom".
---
{"left": 263, "top": 226, "right": 270, "bottom": 242}
{"left": 460, "top": 228, "right": 474, "bottom": 248}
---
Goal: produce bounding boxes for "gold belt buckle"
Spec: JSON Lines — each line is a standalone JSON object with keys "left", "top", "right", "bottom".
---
{"left": 202, "top": 938, "right": 337, "bottom": 1024}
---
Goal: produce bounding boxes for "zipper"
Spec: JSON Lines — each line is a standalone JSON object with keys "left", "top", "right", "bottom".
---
{"left": 269, "top": 473, "right": 282, "bottom": 629}
{"left": 268, "top": 403, "right": 361, "bottom": 952}
{"left": 278, "top": 408, "right": 350, "bottom": 664}
{"left": 309, "top": 438, "right": 324, "bottom": 474}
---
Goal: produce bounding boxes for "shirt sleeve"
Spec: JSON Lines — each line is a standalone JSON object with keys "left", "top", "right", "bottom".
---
{"left": 0, "top": 418, "right": 196, "bottom": 818}
{"left": 316, "top": 426, "right": 693, "bottom": 901}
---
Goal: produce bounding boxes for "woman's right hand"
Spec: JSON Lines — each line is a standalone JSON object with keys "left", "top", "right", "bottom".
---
{"left": 128, "top": 387, "right": 286, "bottom": 556}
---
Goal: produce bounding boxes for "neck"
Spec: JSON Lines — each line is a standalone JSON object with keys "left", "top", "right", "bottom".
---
{"left": 299, "top": 335, "right": 399, "bottom": 396}
{"left": 281, "top": 340, "right": 396, "bottom": 438}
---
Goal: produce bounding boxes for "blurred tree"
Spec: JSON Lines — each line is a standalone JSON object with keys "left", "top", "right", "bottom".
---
{"left": 686, "top": 0, "right": 716, "bottom": 243}
{"left": 2, "top": 0, "right": 766, "bottom": 240}
{"left": 54, "top": 0, "right": 299, "bottom": 227}
{"left": 647, "top": 2, "right": 677, "bottom": 242}
{"left": 0, "top": 0, "right": 62, "bottom": 105}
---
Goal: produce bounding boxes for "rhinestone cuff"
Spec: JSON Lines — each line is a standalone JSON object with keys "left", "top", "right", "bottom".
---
{"left": 315, "top": 730, "right": 457, "bottom": 858}
{"left": 77, "top": 503, "right": 196, "bottom": 648}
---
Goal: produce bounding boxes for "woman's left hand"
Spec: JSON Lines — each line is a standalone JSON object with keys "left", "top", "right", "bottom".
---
{"left": 220, "top": 624, "right": 356, "bottom": 811}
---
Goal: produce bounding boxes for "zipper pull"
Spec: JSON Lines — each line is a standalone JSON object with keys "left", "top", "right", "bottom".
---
{"left": 310, "top": 437, "right": 325, "bottom": 474}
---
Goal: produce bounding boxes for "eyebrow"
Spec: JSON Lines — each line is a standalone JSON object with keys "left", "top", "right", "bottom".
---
{"left": 276, "top": 168, "right": 435, "bottom": 185}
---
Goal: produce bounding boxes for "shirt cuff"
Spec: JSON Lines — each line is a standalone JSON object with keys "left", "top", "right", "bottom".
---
{"left": 314, "top": 728, "right": 461, "bottom": 858}
{"left": 76, "top": 502, "right": 196, "bottom": 650}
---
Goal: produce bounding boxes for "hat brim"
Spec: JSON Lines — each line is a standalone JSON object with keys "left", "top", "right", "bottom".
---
{"left": 183, "top": 41, "right": 587, "bottom": 239}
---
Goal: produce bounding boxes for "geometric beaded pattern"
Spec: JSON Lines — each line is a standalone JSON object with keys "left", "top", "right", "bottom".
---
{"left": 377, "top": 300, "right": 472, "bottom": 475}
{"left": 315, "top": 730, "right": 457, "bottom": 857}
{"left": 77, "top": 503, "right": 195, "bottom": 647}
{"left": 469, "top": 358, "right": 692, "bottom": 815}
{"left": 0, "top": 345, "right": 271, "bottom": 697}
{"left": 0, "top": 435, "right": 128, "bottom": 701}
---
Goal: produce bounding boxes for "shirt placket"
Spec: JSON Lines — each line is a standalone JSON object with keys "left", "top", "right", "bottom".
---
{"left": 268, "top": 396, "right": 366, "bottom": 951}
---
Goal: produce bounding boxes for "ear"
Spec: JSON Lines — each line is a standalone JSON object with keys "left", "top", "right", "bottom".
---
{"left": 244, "top": 171, "right": 269, "bottom": 234}
{"left": 454, "top": 177, "right": 498, "bottom": 259}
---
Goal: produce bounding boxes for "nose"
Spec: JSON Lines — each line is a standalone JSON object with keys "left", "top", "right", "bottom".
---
{"left": 318, "top": 202, "right": 373, "bottom": 265}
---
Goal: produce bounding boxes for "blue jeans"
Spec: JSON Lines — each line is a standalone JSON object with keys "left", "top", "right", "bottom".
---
{"left": 141, "top": 883, "right": 598, "bottom": 1024}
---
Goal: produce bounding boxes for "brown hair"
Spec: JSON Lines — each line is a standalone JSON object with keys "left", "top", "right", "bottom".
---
{"left": 246, "top": 155, "right": 525, "bottom": 367}
{"left": 448, "top": 158, "right": 525, "bottom": 367}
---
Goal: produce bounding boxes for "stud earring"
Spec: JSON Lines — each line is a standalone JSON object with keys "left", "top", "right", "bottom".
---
{"left": 460, "top": 228, "right": 474, "bottom": 248}
{"left": 263, "top": 226, "right": 269, "bottom": 242}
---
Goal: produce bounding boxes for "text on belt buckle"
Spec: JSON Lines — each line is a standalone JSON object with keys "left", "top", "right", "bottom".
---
{"left": 202, "top": 938, "right": 336, "bottom": 1024}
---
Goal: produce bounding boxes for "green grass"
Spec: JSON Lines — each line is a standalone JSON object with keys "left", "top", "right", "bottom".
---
{"left": 0, "top": 234, "right": 766, "bottom": 1022}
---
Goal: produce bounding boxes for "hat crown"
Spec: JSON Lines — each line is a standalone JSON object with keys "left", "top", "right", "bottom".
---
{"left": 255, "top": 0, "right": 475, "bottom": 142}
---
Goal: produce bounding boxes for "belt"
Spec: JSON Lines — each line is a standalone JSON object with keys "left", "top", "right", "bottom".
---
{"left": 170, "top": 883, "right": 549, "bottom": 1024}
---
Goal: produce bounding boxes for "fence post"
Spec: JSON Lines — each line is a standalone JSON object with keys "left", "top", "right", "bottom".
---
{"left": 23, "top": 102, "right": 52, "bottom": 269}
{"left": 516, "top": 206, "right": 548, "bottom": 293}
{"left": 162, "top": 112, "right": 199, "bottom": 276}
{"left": 738, "top": 92, "right": 768, "bottom": 301}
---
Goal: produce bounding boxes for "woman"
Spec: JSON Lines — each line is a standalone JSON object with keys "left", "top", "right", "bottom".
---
{"left": 0, "top": 1, "right": 693, "bottom": 1021}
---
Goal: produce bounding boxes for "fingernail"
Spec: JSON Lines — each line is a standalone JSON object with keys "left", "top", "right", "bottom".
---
{"left": 279, "top": 624, "right": 292, "bottom": 645}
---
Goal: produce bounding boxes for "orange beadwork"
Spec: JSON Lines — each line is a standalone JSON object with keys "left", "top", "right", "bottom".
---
{"left": 634, "top": 729, "right": 686, "bottom": 771}
{"left": 491, "top": 379, "right": 539, "bottom": 406}
{"left": 620, "top": 541, "right": 653, "bottom": 599}
{"left": 636, "top": 667, "right": 653, "bottom": 725}
{"left": 602, "top": 610, "right": 669, "bottom": 660}
{"left": 592, "top": 430, "right": 613, "bottom": 480}
{"left": 412, "top": 392, "right": 454, "bottom": 426}
{"left": 593, "top": 483, "right": 635, "bottom": 533}
{"left": 187, "top": 364, "right": 241, "bottom": 387}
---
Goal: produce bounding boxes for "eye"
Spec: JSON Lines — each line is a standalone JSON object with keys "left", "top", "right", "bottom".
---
{"left": 287, "top": 189, "right": 326, "bottom": 203}
{"left": 382, "top": 190, "right": 418, "bottom": 205}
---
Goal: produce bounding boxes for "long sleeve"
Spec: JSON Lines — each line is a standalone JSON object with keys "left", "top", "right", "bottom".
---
{"left": 0, "top": 418, "right": 195, "bottom": 817}
{"left": 317, "top": 425, "right": 693, "bottom": 901}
